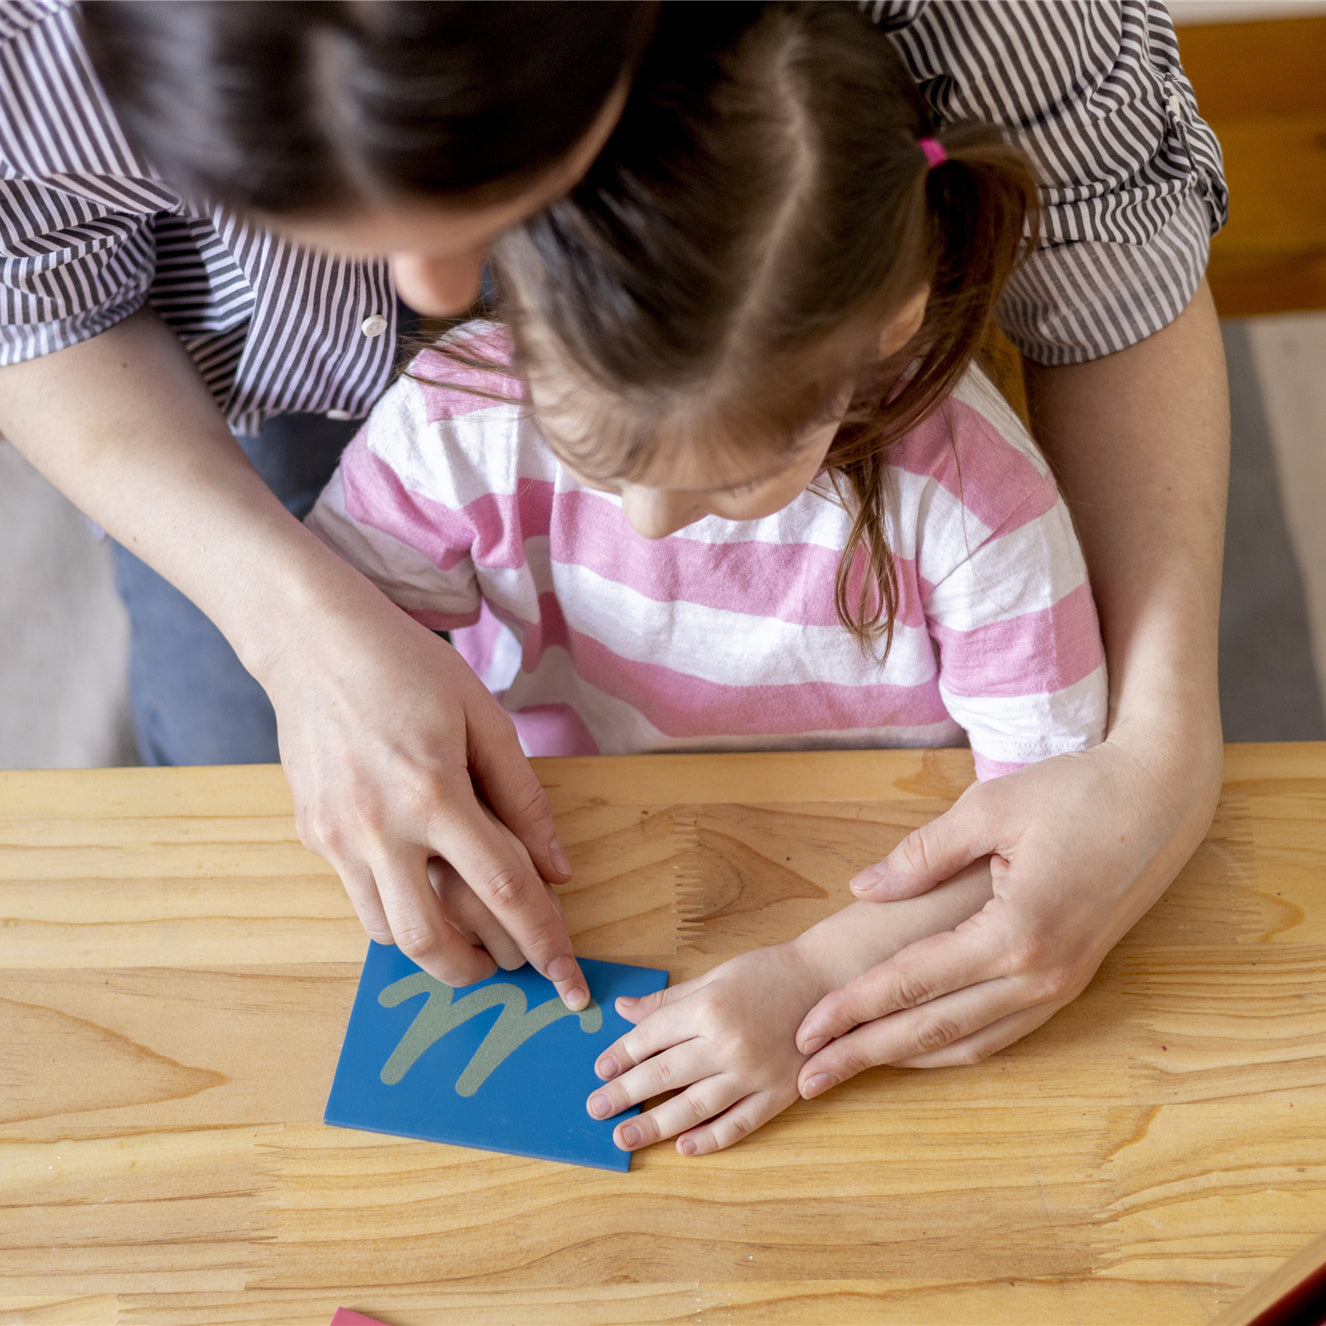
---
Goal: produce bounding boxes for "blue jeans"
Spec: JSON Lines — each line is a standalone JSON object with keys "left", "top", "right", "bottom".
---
{"left": 112, "top": 412, "right": 359, "bottom": 765}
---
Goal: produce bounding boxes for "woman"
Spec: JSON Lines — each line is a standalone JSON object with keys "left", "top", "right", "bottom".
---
{"left": 0, "top": 0, "right": 1229, "bottom": 1089}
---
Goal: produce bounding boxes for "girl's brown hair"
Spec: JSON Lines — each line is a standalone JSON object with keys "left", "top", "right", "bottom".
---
{"left": 471, "top": 3, "right": 1039, "bottom": 655}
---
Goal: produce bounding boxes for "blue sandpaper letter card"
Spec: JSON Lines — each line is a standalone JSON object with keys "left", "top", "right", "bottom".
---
{"left": 325, "top": 943, "right": 669, "bottom": 1171}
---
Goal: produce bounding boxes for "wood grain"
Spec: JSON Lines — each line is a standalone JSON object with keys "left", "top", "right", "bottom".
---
{"left": 1, "top": 745, "right": 1324, "bottom": 1324}
{"left": 1178, "top": 16, "right": 1326, "bottom": 316}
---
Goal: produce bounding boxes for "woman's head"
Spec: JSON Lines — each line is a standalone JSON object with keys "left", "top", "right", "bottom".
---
{"left": 81, "top": 1, "right": 656, "bottom": 311}
{"left": 487, "top": 1, "right": 1039, "bottom": 647}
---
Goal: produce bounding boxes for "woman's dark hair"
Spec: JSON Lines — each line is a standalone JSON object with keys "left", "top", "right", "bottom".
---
{"left": 478, "top": 2, "right": 1040, "bottom": 656}
{"left": 80, "top": 1, "right": 658, "bottom": 213}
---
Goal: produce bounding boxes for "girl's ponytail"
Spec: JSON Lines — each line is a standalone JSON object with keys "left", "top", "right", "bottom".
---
{"left": 852, "top": 122, "right": 1040, "bottom": 448}
{"left": 915, "top": 123, "right": 1041, "bottom": 418}
{"left": 828, "top": 124, "right": 1039, "bottom": 659}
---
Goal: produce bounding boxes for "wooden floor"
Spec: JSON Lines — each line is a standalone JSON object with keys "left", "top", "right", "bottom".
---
{"left": 1178, "top": 15, "right": 1326, "bottom": 317}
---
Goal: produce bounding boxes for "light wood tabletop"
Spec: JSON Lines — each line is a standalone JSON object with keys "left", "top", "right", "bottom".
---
{"left": 2, "top": 743, "right": 1325, "bottom": 1326}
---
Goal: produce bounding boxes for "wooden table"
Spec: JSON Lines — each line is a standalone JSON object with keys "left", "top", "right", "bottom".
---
{"left": 2, "top": 744, "right": 1325, "bottom": 1325}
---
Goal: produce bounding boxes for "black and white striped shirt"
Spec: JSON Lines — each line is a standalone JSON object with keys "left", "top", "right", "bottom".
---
{"left": 0, "top": 0, "right": 1227, "bottom": 433}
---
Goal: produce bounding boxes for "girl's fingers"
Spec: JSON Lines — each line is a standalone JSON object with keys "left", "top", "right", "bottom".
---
{"left": 591, "top": 1034, "right": 726, "bottom": 1119}
{"left": 676, "top": 1085, "right": 800, "bottom": 1156}
{"left": 610, "top": 978, "right": 701, "bottom": 1032}
{"left": 608, "top": 1074, "right": 746, "bottom": 1152}
{"left": 588, "top": 1037, "right": 709, "bottom": 1119}
{"left": 593, "top": 990, "right": 701, "bottom": 1081}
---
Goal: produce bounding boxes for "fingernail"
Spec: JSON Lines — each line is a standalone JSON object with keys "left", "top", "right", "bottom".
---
{"left": 619, "top": 1124, "right": 641, "bottom": 1148}
{"left": 563, "top": 985, "right": 589, "bottom": 1012}
{"left": 596, "top": 1053, "right": 620, "bottom": 1079}
{"left": 802, "top": 1073, "right": 837, "bottom": 1099}
{"left": 850, "top": 865, "right": 886, "bottom": 893}
{"left": 549, "top": 839, "right": 573, "bottom": 877}
{"left": 678, "top": 1138, "right": 697, "bottom": 1156}
{"left": 588, "top": 1093, "right": 612, "bottom": 1119}
{"left": 800, "top": 1034, "right": 828, "bottom": 1056}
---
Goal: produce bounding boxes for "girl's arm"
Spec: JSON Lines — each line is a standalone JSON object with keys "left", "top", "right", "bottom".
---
{"left": 0, "top": 306, "right": 588, "bottom": 1009}
{"left": 585, "top": 864, "right": 994, "bottom": 1155}
{"left": 794, "top": 277, "right": 1227, "bottom": 1086}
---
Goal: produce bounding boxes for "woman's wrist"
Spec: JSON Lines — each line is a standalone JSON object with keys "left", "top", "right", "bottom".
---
{"left": 220, "top": 512, "right": 374, "bottom": 686}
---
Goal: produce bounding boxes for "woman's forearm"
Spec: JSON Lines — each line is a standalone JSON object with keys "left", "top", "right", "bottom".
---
{"left": 1023, "top": 277, "right": 1229, "bottom": 756}
{"left": 0, "top": 306, "right": 363, "bottom": 682}
{"left": 0, "top": 306, "right": 588, "bottom": 1002}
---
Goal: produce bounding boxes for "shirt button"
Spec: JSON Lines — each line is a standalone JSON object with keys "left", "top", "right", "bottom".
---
{"left": 1167, "top": 92, "right": 1185, "bottom": 118}
{"left": 360, "top": 313, "right": 389, "bottom": 338}
{"left": 326, "top": 408, "right": 354, "bottom": 421}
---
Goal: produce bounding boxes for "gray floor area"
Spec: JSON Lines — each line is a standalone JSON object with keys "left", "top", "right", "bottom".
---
{"left": 2, "top": 313, "right": 1324, "bottom": 768}
{"left": 0, "top": 441, "right": 137, "bottom": 768}
{"left": 1220, "top": 320, "right": 1326, "bottom": 740}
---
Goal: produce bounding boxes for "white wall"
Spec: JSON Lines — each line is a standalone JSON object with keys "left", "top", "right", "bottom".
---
{"left": 1169, "top": 0, "right": 1326, "bottom": 23}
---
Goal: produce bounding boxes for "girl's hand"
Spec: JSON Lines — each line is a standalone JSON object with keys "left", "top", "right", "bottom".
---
{"left": 794, "top": 726, "right": 1223, "bottom": 1090}
{"left": 586, "top": 944, "right": 827, "bottom": 1156}
{"left": 260, "top": 573, "right": 589, "bottom": 1009}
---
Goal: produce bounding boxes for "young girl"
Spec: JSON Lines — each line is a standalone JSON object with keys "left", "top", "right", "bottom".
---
{"left": 307, "top": 3, "right": 1107, "bottom": 1155}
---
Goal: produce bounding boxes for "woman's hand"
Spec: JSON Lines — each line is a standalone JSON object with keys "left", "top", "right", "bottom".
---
{"left": 261, "top": 567, "right": 589, "bottom": 1009}
{"left": 0, "top": 310, "right": 588, "bottom": 1008}
{"left": 794, "top": 725, "right": 1223, "bottom": 1092}
{"left": 795, "top": 280, "right": 1231, "bottom": 1096}
{"left": 425, "top": 808, "right": 566, "bottom": 974}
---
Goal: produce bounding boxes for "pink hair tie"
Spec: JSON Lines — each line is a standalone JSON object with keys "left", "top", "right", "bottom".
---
{"left": 919, "top": 136, "right": 947, "bottom": 169}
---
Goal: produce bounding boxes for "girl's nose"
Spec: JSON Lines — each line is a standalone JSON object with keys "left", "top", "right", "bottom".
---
{"left": 389, "top": 250, "right": 486, "bottom": 317}
{"left": 620, "top": 486, "right": 704, "bottom": 539}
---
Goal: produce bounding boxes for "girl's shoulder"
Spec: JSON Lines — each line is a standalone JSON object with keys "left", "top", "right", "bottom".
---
{"left": 887, "top": 364, "right": 1058, "bottom": 533}
{"left": 362, "top": 320, "right": 557, "bottom": 498}
{"left": 406, "top": 320, "right": 527, "bottom": 426}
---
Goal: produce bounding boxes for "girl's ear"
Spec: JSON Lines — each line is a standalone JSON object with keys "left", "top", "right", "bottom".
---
{"left": 876, "top": 286, "right": 932, "bottom": 358}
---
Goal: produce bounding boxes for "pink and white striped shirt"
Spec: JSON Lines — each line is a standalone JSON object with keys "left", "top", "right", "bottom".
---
{"left": 307, "top": 333, "right": 1106, "bottom": 779}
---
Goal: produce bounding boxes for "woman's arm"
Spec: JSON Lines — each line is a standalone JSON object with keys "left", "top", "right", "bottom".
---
{"left": 0, "top": 306, "right": 589, "bottom": 1009}
{"left": 794, "top": 277, "right": 1228, "bottom": 1086}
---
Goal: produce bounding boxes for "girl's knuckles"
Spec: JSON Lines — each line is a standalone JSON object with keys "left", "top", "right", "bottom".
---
{"left": 678, "top": 1092, "right": 715, "bottom": 1129}
{"left": 721, "top": 1113, "right": 754, "bottom": 1144}
{"left": 646, "top": 1056, "right": 678, "bottom": 1091}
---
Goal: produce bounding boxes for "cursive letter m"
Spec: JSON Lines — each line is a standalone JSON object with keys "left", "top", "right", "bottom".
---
{"left": 377, "top": 973, "right": 603, "bottom": 1096}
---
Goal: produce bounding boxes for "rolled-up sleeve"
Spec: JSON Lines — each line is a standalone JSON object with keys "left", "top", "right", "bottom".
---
{"left": 0, "top": 1, "right": 180, "bottom": 364}
{"left": 875, "top": 0, "right": 1229, "bottom": 364}
{"left": 0, "top": 176, "right": 161, "bottom": 362}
